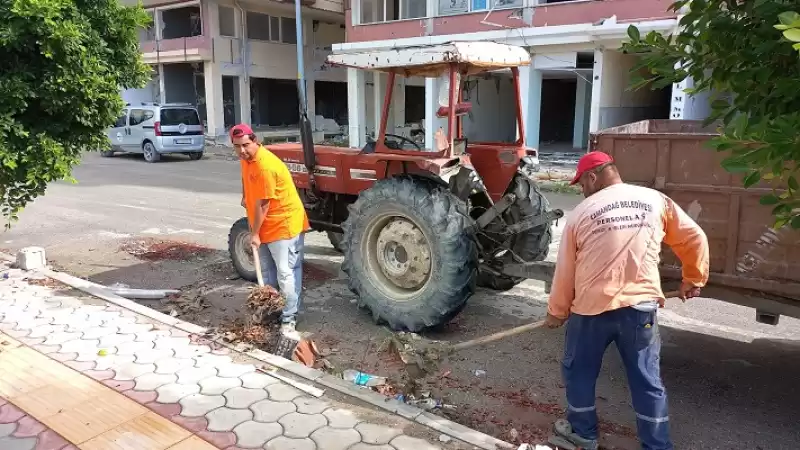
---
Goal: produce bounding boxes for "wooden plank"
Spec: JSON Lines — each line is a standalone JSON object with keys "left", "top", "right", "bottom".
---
{"left": 725, "top": 194, "right": 741, "bottom": 274}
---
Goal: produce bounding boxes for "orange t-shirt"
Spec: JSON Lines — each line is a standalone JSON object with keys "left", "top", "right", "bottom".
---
{"left": 548, "top": 183, "right": 710, "bottom": 319}
{"left": 240, "top": 146, "right": 310, "bottom": 244}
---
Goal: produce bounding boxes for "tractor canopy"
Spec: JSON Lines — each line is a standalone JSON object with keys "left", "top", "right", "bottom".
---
{"left": 326, "top": 42, "right": 531, "bottom": 77}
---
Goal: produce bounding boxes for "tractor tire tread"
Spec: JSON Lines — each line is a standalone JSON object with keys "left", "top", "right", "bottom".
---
{"left": 341, "top": 176, "right": 478, "bottom": 332}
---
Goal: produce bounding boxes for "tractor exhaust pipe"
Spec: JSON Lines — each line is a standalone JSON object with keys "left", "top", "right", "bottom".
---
{"left": 294, "top": 0, "right": 319, "bottom": 206}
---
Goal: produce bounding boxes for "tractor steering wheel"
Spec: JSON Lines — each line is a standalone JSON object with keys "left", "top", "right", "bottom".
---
{"left": 384, "top": 133, "right": 423, "bottom": 152}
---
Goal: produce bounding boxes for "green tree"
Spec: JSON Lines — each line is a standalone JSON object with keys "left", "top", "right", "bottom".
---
{"left": 622, "top": 0, "right": 800, "bottom": 229}
{"left": 0, "top": 0, "right": 151, "bottom": 224}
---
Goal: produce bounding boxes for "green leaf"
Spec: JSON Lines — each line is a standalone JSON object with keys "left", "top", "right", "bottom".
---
{"left": 772, "top": 204, "right": 792, "bottom": 215}
{"left": 778, "top": 11, "right": 800, "bottom": 26}
{"left": 782, "top": 28, "right": 800, "bottom": 42}
{"left": 791, "top": 215, "right": 800, "bottom": 229}
{"left": 774, "top": 218, "right": 790, "bottom": 229}
{"left": 721, "top": 158, "right": 750, "bottom": 173}
{"left": 789, "top": 176, "right": 799, "bottom": 191}
{"left": 627, "top": 25, "right": 641, "bottom": 42}
{"left": 760, "top": 194, "right": 780, "bottom": 205}
{"left": 743, "top": 171, "right": 761, "bottom": 187}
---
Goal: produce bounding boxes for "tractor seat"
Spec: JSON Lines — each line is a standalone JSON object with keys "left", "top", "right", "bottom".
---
{"left": 436, "top": 102, "right": 472, "bottom": 118}
{"left": 360, "top": 140, "right": 376, "bottom": 154}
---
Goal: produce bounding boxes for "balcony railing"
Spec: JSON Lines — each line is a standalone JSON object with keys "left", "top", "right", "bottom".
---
{"left": 139, "top": 35, "right": 213, "bottom": 62}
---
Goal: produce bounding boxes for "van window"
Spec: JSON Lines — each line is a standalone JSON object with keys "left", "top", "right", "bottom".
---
{"left": 129, "top": 109, "right": 147, "bottom": 126}
{"left": 113, "top": 110, "right": 128, "bottom": 128}
{"left": 160, "top": 108, "right": 201, "bottom": 126}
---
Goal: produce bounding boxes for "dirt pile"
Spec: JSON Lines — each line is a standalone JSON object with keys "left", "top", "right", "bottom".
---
{"left": 119, "top": 238, "right": 214, "bottom": 261}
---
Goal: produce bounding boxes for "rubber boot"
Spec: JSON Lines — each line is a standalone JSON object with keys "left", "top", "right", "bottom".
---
{"left": 547, "top": 419, "right": 599, "bottom": 450}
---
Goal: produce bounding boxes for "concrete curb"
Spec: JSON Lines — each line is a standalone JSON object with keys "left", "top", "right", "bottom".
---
{"left": 0, "top": 252, "right": 514, "bottom": 450}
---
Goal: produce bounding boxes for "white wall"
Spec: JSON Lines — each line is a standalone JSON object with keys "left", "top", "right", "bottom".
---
{"left": 597, "top": 50, "right": 666, "bottom": 130}
{"left": 462, "top": 75, "right": 517, "bottom": 143}
{"left": 122, "top": 74, "right": 159, "bottom": 105}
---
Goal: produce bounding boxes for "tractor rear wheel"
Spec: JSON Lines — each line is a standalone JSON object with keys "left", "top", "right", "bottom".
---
{"left": 327, "top": 231, "right": 344, "bottom": 253}
{"left": 478, "top": 175, "right": 552, "bottom": 291}
{"left": 341, "top": 177, "right": 478, "bottom": 332}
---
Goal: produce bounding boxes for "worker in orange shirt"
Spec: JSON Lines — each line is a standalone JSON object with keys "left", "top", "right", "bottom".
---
{"left": 232, "top": 124, "right": 310, "bottom": 334}
{"left": 545, "top": 152, "right": 709, "bottom": 450}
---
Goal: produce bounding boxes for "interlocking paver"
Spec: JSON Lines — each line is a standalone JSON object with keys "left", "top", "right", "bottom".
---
{"left": 98, "top": 333, "right": 136, "bottom": 348}
{"left": 232, "top": 421, "right": 283, "bottom": 448}
{"left": 134, "top": 373, "right": 177, "bottom": 391}
{"left": 224, "top": 386, "right": 268, "bottom": 409}
{"left": 154, "top": 336, "right": 191, "bottom": 350}
{"left": 0, "top": 423, "right": 16, "bottom": 437}
{"left": 80, "top": 326, "right": 118, "bottom": 340}
{"left": 322, "top": 408, "right": 361, "bottom": 429}
{"left": 265, "top": 436, "right": 318, "bottom": 450}
{"left": 205, "top": 407, "right": 253, "bottom": 432}
{"left": 279, "top": 411, "right": 328, "bottom": 438}
{"left": 350, "top": 444, "right": 394, "bottom": 450}
{"left": 154, "top": 356, "right": 195, "bottom": 374}
{"left": 112, "top": 362, "right": 156, "bottom": 381}
{"left": 0, "top": 435, "right": 36, "bottom": 450}
{"left": 390, "top": 435, "right": 443, "bottom": 450}
{"left": 114, "top": 339, "right": 155, "bottom": 356}
{"left": 179, "top": 393, "right": 226, "bottom": 417}
{"left": 240, "top": 371, "right": 280, "bottom": 389}
{"left": 294, "top": 396, "right": 331, "bottom": 415}
{"left": 251, "top": 398, "right": 297, "bottom": 423}
{"left": 157, "top": 383, "right": 201, "bottom": 404}
{"left": 59, "top": 338, "right": 100, "bottom": 354}
{"left": 199, "top": 376, "right": 242, "bottom": 395}
{"left": 133, "top": 349, "right": 174, "bottom": 364}
{"left": 215, "top": 362, "right": 256, "bottom": 378}
{"left": 356, "top": 423, "right": 403, "bottom": 445}
{"left": 193, "top": 353, "right": 232, "bottom": 367}
{"left": 266, "top": 383, "right": 303, "bottom": 402}
{"left": 310, "top": 426, "right": 362, "bottom": 450}
{"left": 176, "top": 366, "right": 217, "bottom": 384}
{"left": 172, "top": 343, "right": 211, "bottom": 359}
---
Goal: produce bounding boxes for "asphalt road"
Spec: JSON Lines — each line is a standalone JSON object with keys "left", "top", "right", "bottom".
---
{"left": 5, "top": 151, "right": 800, "bottom": 449}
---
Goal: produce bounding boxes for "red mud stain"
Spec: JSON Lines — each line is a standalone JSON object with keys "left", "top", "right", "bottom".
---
{"left": 302, "top": 262, "right": 334, "bottom": 283}
{"left": 120, "top": 239, "right": 214, "bottom": 261}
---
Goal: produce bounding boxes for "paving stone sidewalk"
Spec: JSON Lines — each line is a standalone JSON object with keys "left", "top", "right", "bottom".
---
{"left": 0, "top": 263, "right": 478, "bottom": 450}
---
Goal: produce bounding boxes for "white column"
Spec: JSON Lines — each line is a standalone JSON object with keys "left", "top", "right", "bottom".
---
{"left": 373, "top": 72, "right": 384, "bottom": 138}
{"left": 572, "top": 76, "right": 591, "bottom": 149}
{"left": 238, "top": 76, "right": 251, "bottom": 125}
{"left": 204, "top": 62, "right": 225, "bottom": 138}
{"left": 347, "top": 68, "right": 367, "bottom": 148}
{"left": 158, "top": 64, "right": 166, "bottom": 104}
{"left": 518, "top": 64, "right": 542, "bottom": 149}
{"left": 588, "top": 49, "right": 604, "bottom": 133}
{"left": 391, "top": 76, "right": 406, "bottom": 134}
{"left": 670, "top": 75, "right": 712, "bottom": 120}
{"left": 424, "top": 77, "right": 446, "bottom": 149}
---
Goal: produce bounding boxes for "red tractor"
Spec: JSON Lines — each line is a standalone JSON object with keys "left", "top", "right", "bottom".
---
{"left": 229, "top": 42, "right": 563, "bottom": 332}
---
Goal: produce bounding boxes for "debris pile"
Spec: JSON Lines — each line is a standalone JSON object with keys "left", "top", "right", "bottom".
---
{"left": 120, "top": 238, "right": 214, "bottom": 261}
{"left": 246, "top": 284, "right": 285, "bottom": 324}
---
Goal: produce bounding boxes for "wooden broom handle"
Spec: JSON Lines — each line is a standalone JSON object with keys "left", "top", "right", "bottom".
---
{"left": 252, "top": 245, "right": 265, "bottom": 287}
{"left": 449, "top": 290, "right": 683, "bottom": 353}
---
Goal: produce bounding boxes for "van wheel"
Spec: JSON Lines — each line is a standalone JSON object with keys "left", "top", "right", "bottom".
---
{"left": 189, "top": 152, "right": 203, "bottom": 161}
{"left": 143, "top": 142, "right": 161, "bottom": 163}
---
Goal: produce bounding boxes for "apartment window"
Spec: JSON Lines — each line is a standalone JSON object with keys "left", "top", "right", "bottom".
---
{"left": 438, "top": 0, "right": 521, "bottom": 15}
{"left": 361, "top": 0, "right": 426, "bottom": 23}
{"left": 219, "top": 6, "right": 236, "bottom": 37}
{"left": 281, "top": 17, "right": 297, "bottom": 44}
{"left": 246, "top": 11, "right": 296, "bottom": 43}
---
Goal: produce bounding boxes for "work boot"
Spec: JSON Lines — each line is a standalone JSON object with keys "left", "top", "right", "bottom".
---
{"left": 551, "top": 419, "right": 599, "bottom": 450}
{"left": 280, "top": 320, "right": 297, "bottom": 336}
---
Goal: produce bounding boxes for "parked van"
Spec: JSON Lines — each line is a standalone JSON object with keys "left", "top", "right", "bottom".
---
{"left": 105, "top": 103, "right": 205, "bottom": 162}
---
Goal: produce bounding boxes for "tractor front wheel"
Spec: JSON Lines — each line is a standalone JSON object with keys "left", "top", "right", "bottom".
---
{"left": 228, "top": 217, "right": 257, "bottom": 282}
{"left": 477, "top": 175, "right": 553, "bottom": 291}
{"left": 327, "top": 231, "right": 344, "bottom": 253}
{"left": 341, "top": 177, "right": 478, "bottom": 332}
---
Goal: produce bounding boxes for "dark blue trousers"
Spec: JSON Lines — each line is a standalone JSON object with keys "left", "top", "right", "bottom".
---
{"left": 562, "top": 306, "right": 672, "bottom": 450}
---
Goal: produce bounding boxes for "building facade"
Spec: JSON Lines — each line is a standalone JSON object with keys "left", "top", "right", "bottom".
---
{"left": 336, "top": 0, "right": 712, "bottom": 152}
{"left": 121, "top": 0, "right": 349, "bottom": 141}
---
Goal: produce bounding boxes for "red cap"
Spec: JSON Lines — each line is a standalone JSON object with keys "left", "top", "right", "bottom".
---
{"left": 570, "top": 151, "right": 614, "bottom": 185}
{"left": 230, "top": 124, "right": 254, "bottom": 140}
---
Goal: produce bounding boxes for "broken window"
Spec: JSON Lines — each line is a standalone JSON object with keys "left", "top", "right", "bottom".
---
{"left": 246, "top": 11, "right": 296, "bottom": 44}
{"left": 138, "top": 10, "right": 156, "bottom": 41}
{"left": 281, "top": 18, "right": 297, "bottom": 44}
{"left": 219, "top": 6, "right": 237, "bottom": 37}
{"left": 161, "top": 6, "right": 202, "bottom": 39}
{"left": 403, "top": 0, "right": 426, "bottom": 19}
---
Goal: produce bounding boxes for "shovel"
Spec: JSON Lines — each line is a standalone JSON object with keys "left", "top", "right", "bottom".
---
{"left": 393, "top": 290, "right": 682, "bottom": 378}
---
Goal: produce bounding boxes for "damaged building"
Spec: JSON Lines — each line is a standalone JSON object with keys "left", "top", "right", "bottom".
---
{"left": 121, "top": 0, "right": 351, "bottom": 143}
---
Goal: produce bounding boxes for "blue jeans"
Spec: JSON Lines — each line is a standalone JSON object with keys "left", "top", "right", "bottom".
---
{"left": 562, "top": 306, "right": 672, "bottom": 450}
{"left": 258, "top": 233, "right": 304, "bottom": 323}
